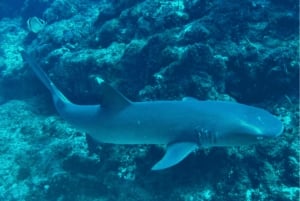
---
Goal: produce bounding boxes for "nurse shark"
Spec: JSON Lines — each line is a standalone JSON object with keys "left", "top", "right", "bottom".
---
{"left": 21, "top": 50, "right": 283, "bottom": 170}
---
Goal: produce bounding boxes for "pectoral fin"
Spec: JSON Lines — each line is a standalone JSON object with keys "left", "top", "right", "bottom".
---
{"left": 151, "top": 142, "right": 198, "bottom": 170}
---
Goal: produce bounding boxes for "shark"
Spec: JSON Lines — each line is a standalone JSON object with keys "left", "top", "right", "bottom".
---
{"left": 21, "top": 50, "right": 284, "bottom": 170}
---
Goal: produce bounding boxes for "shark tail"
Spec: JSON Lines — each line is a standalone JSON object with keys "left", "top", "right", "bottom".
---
{"left": 21, "top": 50, "right": 70, "bottom": 104}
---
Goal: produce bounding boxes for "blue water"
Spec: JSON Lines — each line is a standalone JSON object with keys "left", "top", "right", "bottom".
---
{"left": 0, "top": 0, "right": 299, "bottom": 200}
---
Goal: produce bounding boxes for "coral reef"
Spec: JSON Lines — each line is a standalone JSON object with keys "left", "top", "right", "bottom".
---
{"left": 0, "top": 0, "right": 299, "bottom": 200}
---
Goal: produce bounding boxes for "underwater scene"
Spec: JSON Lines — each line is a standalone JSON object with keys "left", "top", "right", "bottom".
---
{"left": 0, "top": 0, "right": 299, "bottom": 200}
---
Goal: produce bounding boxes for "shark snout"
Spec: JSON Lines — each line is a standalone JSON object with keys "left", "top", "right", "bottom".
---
{"left": 242, "top": 106, "right": 284, "bottom": 139}
{"left": 228, "top": 113, "right": 284, "bottom": 145}
{"left": 260, "top": 125, "right": 284, "bottom": 140}
{"left": 259, "top": 115, "right": 284, "bottom": 138}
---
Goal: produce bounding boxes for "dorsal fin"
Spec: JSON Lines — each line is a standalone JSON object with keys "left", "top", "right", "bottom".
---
{"left": 93, "top": 77, "right": 131, "bottom": 111}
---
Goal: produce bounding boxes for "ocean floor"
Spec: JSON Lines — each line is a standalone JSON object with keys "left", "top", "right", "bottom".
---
{"left": 0, "top": 0, "right": 299, "bottom": 200}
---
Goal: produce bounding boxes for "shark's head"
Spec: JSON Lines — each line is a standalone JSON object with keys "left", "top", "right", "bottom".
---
{"left": 215, "top": 105, "right": 284, "bottom": 146}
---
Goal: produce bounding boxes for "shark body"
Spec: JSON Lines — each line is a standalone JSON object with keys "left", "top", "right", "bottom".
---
{"left": 21, "top": 51, "right": 283, "bottom": 170}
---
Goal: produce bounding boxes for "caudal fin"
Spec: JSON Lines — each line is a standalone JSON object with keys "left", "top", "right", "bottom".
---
{"left": 21, "top": 50, "right": 70, "bottom": 104}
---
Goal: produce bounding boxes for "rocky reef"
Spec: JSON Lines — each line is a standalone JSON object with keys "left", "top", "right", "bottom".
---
{"left": 0, "top": 0, "right": 299, "bottom": 200}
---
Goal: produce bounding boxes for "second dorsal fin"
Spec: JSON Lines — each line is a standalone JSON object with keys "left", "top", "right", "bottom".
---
{"left": 92, "top": 77, "right": 132, "bottom": 111}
